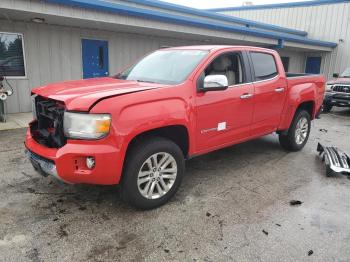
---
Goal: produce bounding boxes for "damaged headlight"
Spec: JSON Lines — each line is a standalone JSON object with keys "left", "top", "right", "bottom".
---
{"left": 63, "top": 112, "right": 111, "bottom": 139}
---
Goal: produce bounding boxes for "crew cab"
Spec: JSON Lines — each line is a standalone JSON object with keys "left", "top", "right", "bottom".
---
{"left": 324, "top": 68, "right": 350, "bottom": 112}
{"left": 25, "top": 46, "right": 325, "bottom": 209}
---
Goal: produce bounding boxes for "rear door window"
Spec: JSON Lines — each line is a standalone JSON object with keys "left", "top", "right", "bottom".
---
{"left": 250, "top": 52, "right": 278, "bottom": 81}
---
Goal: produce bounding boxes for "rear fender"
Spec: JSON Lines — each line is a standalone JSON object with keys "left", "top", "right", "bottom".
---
{"left": 278, "top": 82, "right": 316, "bottom": 130}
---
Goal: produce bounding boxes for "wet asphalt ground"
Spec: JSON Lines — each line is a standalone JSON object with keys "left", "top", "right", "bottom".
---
{"left": 1, "top": 109, "right": 350, "bottom": 262}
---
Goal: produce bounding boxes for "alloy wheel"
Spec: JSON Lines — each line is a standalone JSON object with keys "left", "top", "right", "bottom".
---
{"left": 137, "top": 152, "right": 177, "bottom": 199}
{"left": 295, "top": 117, "right": 309, "bottom": 145}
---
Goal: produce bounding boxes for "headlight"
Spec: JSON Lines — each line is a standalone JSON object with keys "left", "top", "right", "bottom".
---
{"left": 63, "top": 112, "right": 111, "bottom": 139}
{"left": 326, "top": 84, "right": 333, "bottom": 92}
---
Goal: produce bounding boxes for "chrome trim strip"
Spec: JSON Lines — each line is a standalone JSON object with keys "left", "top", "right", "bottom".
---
{"left": 228, "top": 74, "right": 279, "bottom": 88}
{"left": 333, "top": 84, "right": 350, "bottom": 87}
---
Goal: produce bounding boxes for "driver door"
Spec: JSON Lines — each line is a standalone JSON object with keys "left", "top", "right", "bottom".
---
{"left": 194, "top": 51, "right": 255, "bottom": 154}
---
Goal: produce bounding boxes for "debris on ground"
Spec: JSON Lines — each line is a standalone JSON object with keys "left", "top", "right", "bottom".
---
{"left": 290, "top": 200, "right": 303, "bottom": 206}
{"left": 317, "top": 143, "right": 350, "bottom": 177}
{"left": 275, "top": 223, "right": 281, "bottom": 227}
{"left": 206, "top": 212, "right": 211, "bottom": 217}
{"left": 262, "top": 230, "right": 268, "bottom": 236}
{"left": 27, "top": 187, "right": 35, "bottom": 193}
{"left": 319, "top": 128, "right": 328, "bottom": 133}
{"left": 308, "top": 250, "right": 314, "bottom": 256}
{"left": 58, "top": 225, "right": 68, "bottom": 238}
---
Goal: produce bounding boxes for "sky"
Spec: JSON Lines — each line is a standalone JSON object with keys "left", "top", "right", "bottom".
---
{"left": 161, "top": 0, "right": 307, "bottom": 9}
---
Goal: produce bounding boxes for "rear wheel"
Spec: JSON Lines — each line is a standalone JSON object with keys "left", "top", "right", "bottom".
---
{"left": 121, "top": 137, "right": 185, "bottom": 209}
{"left": 279, "top": 110, "right": 311, "bottom": 152}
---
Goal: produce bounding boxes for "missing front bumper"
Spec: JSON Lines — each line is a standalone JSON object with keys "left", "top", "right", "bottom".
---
{"left": 317, "top": 143, "right": 350, "bottom": 176}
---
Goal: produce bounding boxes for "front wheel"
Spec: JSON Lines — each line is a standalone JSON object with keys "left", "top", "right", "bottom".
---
{"left": 279, "top": 110, "right": 311, "bottom": 152}
{"left": 121, "top": 137, "right": 185, "bottom": 209}
{"left": 323, "top": 104, "right": 333, "bottom": 113}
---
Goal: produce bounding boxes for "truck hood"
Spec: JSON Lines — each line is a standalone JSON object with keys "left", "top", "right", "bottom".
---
{"left": 32, "top": 77, "right": 164, "bottom": 111}
{"left": 327, "top": 77, "right": 350, "bottom": 85}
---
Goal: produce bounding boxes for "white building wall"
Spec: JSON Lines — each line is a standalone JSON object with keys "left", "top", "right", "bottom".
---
{"left": 277, "top": 49, "right": 306, "bottom": 73}
{"left": 219, "top": 2, "right": 350, "bottom": 78}
{"left": 0, "top": 0, "right": 332, "bottom": 113}
{"left": 0, "top": 20, "right": 198, "bottom": 113}
{"left": 1, "top": 18, "right": 307, "bottom": 114}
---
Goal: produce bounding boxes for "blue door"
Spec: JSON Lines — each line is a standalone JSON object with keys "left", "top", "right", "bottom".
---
{"left": 305, "top": 57, "right": 321, "bottom": 74}
{"left": 82, "top": 39, "right": 109, "bottom": 79}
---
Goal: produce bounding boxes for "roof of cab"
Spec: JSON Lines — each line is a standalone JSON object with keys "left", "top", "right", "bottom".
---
{"left": 164, "top": 45, "right": 276, "bottom": 52}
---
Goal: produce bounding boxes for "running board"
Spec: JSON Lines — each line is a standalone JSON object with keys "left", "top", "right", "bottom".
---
{"left": 317, "top": 143, "right": 350, "bottom": 176}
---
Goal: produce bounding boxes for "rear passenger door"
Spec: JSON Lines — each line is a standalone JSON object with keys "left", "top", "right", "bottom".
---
{"left": 249, "top": 51, "right": 287, "bottom": 136}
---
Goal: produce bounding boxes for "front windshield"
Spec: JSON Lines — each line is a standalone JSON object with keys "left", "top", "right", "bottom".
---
{"left": 340, "top": 68, "right": 350, "bottom": 78}
{"left": 118, "top": 50, "right": 209, "bottom": 85}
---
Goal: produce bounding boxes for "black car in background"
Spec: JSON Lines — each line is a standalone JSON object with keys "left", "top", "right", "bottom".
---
{"left": 324, "top": 68, "right": 350, "bottom": 112}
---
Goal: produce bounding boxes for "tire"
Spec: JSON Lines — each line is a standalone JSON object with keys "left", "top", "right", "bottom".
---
{"left": 323, "top": 104, "right": 333, "bottom": 113}
{"left": 279, "top": 110, "right": 311, "bottom": 152}
{"left": 121, "top": 137, "right": 185, "bottom": 209}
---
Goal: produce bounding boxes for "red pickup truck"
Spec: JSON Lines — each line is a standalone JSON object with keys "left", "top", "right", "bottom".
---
{"left": 25, "top": 46, "right": 325, "bottom": 209}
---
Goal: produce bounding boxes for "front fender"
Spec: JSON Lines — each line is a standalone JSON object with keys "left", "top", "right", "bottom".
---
{"left": 91, "top": 95, "right": 192, "bottom": 184}
{"left": 117, "top": 98, "right": 191, "bottom": 145}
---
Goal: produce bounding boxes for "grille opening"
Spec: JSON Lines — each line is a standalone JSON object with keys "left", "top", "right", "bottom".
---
{"left": 30, "top": 96, "right": 66, "bottom": 148}
{"left": 333, "top": 85, "right": 350, "bottom": 93}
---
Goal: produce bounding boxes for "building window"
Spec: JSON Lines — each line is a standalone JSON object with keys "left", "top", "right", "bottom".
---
{"left": 0, "top": 32, "right": 26, "bottom": 77}
{"left": 281, "top": 57, "right": 290, "bottom": 72}
{"left": 250, "top": 52, "right": 278, "bottom": 81}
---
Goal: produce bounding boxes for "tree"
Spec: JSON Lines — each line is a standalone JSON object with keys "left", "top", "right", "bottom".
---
{"left": 7, "top": 38, "right": 23, "bottom": 58}
{"left": 0, "top": 36, "right": 7, "bottom": 60}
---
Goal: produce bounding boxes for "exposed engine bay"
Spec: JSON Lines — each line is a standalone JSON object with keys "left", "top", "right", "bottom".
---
{"left": 30, "top": 95, "right": 66, "bottom": 148}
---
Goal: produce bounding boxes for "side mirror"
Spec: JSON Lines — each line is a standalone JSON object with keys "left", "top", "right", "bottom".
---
{"left": 333, "top": 73, "right": 339, "bottom": 78}
{"left": 201, "top": 75, "right": 228, "bottom": 92}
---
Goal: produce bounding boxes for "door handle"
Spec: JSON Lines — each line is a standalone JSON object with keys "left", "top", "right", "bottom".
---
{"left": 240, "top": 93, "right": 254, "bottom": 99}
{"left": 275, "top": 87, "right": 285, "bottom": 93}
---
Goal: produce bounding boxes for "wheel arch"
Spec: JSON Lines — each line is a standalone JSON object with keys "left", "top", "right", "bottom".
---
{"left": 125, "top": 125, "right": 190, "bottom": 160}
{"left": 278, "top": 100, "right": 315, "bottom": 133}
{"left": 296, "top": 100, "right": 315, "bottom": 119}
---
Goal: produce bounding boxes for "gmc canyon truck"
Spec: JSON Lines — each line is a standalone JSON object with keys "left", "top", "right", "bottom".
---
{"left": 324, "top": 68, "right": 350, "bottom": 112}
{"left": 25, "top": 46, "right": 325, "bottom": 209}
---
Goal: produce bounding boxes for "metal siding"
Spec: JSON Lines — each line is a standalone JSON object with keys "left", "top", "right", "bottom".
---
{"left": 0, "top": 20, "right": 204, "bottom": 113}
{"left": 1, "top": 0, "right": 335, "bottom": 48}
{"left": 222, "top": 2, "right": 350, "bottom": 79}
{"left": 277, "top": 50, "right": 305, "bottom": 73}
{"left": 0, "top": 0, "right": 338, "bottom": 113}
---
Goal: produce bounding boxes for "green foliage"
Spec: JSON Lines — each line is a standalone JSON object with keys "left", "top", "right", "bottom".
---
{"left": 0, "top": 34, "right": 23, "bottom": 60}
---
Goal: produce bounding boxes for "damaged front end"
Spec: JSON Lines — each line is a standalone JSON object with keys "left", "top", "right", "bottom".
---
{"left": 317, "top": 143, "right": 350, "bottom": 176}
{"left": 30, "top": 95, "right": 66, "bottom": 148}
